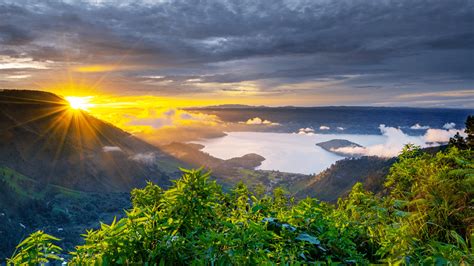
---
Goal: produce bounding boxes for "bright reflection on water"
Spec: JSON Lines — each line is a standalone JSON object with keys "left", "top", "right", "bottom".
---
{"left": 193, "top": 132, "right": 390, "bottom": 174}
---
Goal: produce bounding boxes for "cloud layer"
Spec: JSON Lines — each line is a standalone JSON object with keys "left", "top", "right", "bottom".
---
{"left": 0, "top": 0, "right": 473, "bottom": 106}
{"left": 333, "top": 124, "right": 466, "bottom": 157}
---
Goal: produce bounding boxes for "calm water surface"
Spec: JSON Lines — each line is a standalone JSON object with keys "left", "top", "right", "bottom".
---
{"left": 193, "top": 132, "right": 392, "bottom": 174}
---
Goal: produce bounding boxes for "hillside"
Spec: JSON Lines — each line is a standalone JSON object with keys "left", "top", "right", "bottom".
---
{"left": 0, "top": 90, "right": 182, "bottom": 192}
{"left": 0, "top": 165, "right": 132, "bottom": 260}
{"left": 295, "top": 156, "right": 396, "bottom": 202}
{"left": 296, "top": 145, "right": 450, "bottom": 202}
{"left": 0, "top": 90, "right": 184, "bottom": 259}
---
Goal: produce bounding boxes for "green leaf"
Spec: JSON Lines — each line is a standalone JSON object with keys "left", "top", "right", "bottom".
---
{"left": 296, "top": 233, "right": 320, "bottom": 245}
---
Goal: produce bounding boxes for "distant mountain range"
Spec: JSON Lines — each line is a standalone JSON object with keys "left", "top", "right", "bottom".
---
{"left": 192, "top": 104, "right": 474, "bottom": 110}
{"left": 186, "top": 106, "right": 473, "bottom": 135}
{"left": 192, "top": 104, "right": 267, "bottom": 109}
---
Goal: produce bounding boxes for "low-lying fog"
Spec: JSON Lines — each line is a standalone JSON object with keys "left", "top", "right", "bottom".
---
{"left": 193, "top": 125, "right": 463, "bottom": 174}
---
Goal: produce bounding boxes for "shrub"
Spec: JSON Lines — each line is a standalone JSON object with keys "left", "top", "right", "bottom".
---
{"left": 10, "top": 147, "right": 474, "bottom": 264}
{"left": 8, "top": 231, "right": 62, "bottom": 265}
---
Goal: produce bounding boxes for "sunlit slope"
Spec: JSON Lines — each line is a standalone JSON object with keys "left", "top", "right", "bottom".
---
{"left": 0, "top": 166, "right": 82, "bottom": 207}
{"left": 0, "top": 90, "right": 182, "bottom": 192}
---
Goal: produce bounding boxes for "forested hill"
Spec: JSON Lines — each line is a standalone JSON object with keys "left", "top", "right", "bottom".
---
{"left": 0, "top": 90, "right": 186, "bottom": 259}
{"left": 0, "top": 90, "right": 182, "bottom": 192}
{"left": 295, "top": 145, "right": 449, "bottom": 202}
{"left": 295, "top": 156, "right": 396, "bottom": 202}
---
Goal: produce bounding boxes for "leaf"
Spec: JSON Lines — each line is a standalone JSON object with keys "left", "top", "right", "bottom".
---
{"left": 221, "top": 221, "right": 235, "bottom": 229}
{"left": 252, "top": 205, "right": 264, "bottom": 213}
{"left": 296, "top": 233, "right": 320, "bottom": 245}
{"left": 450, "top": 231, "right": 468, "bottom": 250}
{"left": 393, "top": 199, "right": 408, "bottom": 209}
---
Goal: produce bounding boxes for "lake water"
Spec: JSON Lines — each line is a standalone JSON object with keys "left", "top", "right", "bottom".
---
{"left": 193, "top": 132, "right": 393, "bottom": 174}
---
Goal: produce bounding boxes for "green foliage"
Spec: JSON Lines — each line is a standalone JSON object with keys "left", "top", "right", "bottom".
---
{"left": 8, "top": 231, "right": 63, "bottom": 265}
{"left": 11, "top": 147, "right": 474, "bottom": 264}
{"left": 450, "top": 115, "right": 474, "bottom": 150}
{"left": 382, "top": 145, "right": 473, "bottom": 264}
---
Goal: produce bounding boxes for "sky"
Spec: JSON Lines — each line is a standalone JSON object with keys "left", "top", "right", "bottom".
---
{"left": 1, "top": 0, "right": 473, "bottom": 108}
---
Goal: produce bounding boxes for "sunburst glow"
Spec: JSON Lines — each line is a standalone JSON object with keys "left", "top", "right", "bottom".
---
{"left": 66, "top": 96, "right": 95, "bottom": 111}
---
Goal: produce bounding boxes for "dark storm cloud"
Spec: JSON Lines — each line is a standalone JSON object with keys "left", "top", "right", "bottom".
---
{"left": 0, "top": 0, "right": 473, "bottom": 106}
{"left": 0, "top": 24, "right": 34, "bottom": 45}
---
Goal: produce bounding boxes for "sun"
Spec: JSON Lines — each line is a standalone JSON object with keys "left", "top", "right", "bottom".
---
{"left": 65, "top": 96, "right": 95, "bottom": 111}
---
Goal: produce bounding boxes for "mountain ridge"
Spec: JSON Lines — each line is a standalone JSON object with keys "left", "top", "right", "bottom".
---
{"left": 0, "top": 89, "right": 182, "bottom": 192}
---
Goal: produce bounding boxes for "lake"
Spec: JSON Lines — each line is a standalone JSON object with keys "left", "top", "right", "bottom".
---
{"left": 192, "top": 132, "right": 402, "bottom": 174}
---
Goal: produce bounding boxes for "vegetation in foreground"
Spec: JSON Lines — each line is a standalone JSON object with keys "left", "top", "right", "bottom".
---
{"left": 8, "top": 143, "right": 473, "bottom": 265}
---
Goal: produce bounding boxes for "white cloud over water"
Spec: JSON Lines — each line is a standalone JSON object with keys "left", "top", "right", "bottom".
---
{"left": 243, "top": 117, "right": 279, "bottom": 126}
{"left": 424, "top": 128, "right": 466, "bottom": 143}
{"left": 410, "top": 123, "right": 430, "bottom": 130}
{"left": 443, "top": 122, "right": 456, "bottom": 129}
{"left": 333, "top": 125, "right": 424, "bottom": 157}
{"left": 333, "top": 124, "right": 465, "bottom": 158}
{"left": 297, "top": 127, "right": 315, "bottom": 135}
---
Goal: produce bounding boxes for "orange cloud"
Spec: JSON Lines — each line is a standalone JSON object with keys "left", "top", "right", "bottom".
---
{"left": 72, "top": 64, "right": 135, "bottom": 73}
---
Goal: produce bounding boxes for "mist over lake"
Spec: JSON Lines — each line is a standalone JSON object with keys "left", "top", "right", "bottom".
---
{"left": 193, "top": 132, "right": 392, "bottom": 174}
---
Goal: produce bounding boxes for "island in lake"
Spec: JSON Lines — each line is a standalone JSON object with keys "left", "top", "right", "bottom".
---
{"left": 316, "top": 139, "right": 364, "bottom": 157}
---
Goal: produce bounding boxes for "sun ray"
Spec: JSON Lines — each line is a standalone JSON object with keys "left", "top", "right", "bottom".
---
{"left": 65, "top": 96, "right": 95, "bottom": 111}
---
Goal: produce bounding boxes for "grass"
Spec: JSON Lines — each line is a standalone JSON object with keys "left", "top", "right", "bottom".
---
{"left": 0, "top": 166, "right": 84, "bottom": 200}
{"left": 0, "top": 166, "right": 38, "bottom": 200}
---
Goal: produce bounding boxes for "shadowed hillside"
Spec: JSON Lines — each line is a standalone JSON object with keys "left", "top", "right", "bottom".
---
{"left": 295, "top": 156, "right": 396, "bottom": 202}
{"left": 0, "top": 90, "right": 186, "bottom": 259}
{"left": 295, "top": 145, "right": 450, "bottom": 202}
{"left": 0, "top": 90, "right": 182, "bottom": 192}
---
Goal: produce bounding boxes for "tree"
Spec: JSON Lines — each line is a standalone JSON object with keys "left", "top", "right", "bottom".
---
{"left": 449, "top": 115, "right": 474, "bottom": 149}
{"left": 8, "top": 231, "right": 63, "bottom": 265}
{"left": 465, "top": 115, "right": 474, "bottom": 148}
{"left": 449, "top": 132, "right": 468, "bottom": 150}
